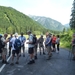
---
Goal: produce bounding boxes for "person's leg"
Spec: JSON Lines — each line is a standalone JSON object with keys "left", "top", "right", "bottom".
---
{"left": 10, "top": 50, "right": 15, "bottom": 65}
{"left": 2, "top": 49, "right": 9, "bottom": 64}
{"left": 28, "top": 47, "right": 35, "bottom": 64}
{"left": 34, "top": 46, "right": 37, "bottom": 59}
{"left": 46, "top": 46, "right": 52, "bottom": 60}
{"left": 72, "top": 46, "right": 75, "bottom": 60}
{"left": 9, "top": 46, "right": 11, "bottom": 56}
{"left": 42, "top": 45, "right": 45, "bottom": 54}
{"left": 52, "top": 43, "right": 56, "bottom": 52}
{"left": 15, "top": 50, "right": 20, "bottom": 64}
{"left": 57, "top": 44, "right": 59, "bottom": 53}
{"left": 39, "top": 45, "right": 41, "bottom": 55}
{"left": 22, "top": 44, "right": 25, "bottom": 57}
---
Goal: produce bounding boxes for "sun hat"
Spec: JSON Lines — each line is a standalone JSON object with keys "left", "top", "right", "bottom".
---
{"left": 14, "top": 32, "right": 18, "bottom": 37}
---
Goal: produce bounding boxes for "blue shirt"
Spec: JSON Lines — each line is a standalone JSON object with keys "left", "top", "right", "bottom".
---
{"left": 45, "top": 36, "right": 52, "bottom": 46}
{"left": 18, "top": 36, "right": 26, "bottom": 46}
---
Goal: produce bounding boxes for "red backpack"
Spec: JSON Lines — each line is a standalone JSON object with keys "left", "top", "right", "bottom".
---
{"left": 52, "top": 37, "right": 57, "bottom": 44}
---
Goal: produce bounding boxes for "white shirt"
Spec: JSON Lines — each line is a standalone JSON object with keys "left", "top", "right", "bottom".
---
{"left": 10, "top": 37, "right": 17, "bottom": 50}
{"left": 28, "top": 34, "right": 34, "bottom": 48}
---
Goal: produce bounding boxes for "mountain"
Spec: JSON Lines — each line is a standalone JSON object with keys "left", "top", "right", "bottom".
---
{"left": 64, "top": 23, "right": 70, "bottom": 28}
{"left": 28, "top": 15, "right": 65, "bottom": 31}
{"left": 0, "top": 6, "right": 48, "bottom": 34}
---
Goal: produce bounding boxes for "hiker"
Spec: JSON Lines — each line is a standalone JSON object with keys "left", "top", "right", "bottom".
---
{"left": 38, "top": 35, "right": 45, "bottom": 55}
{"left": 0, "top": 33, "right": 9, "bottom": 64}
{"left": 10, "top": 33, "right": 21, "bottom": 65}
{"left": 26, "top": 30, "right": 35, "bottom": 64}
{"left": 56, "top": 35, "right": 60, "bottom": 53}
{"left": 45, "top": 32, "right": 52, "bottom": 60}
{"left": 33, "top": 34, "right": 38, "bottom": 59}
{"left": 0, "top": 34, "right": 3, "bottom": 60}
{"left": 52, "top": 35, "right": 57, "bottom": 52}
{"left": 71, "top": 33, "right": 75, "bottom": 60}
{"left": 18, "top": 32, "right": 26, "bottom": 57}
{"left": 8, "top": 34, "right": 13, "bottom": 57}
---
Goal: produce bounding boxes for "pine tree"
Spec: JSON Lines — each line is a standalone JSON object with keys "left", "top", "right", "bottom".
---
{"left": 70, "top": 0, "right": 75, "bottom": 29}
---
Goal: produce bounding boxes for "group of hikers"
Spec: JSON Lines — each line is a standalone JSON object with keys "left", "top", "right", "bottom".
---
{"left": 0, "top": 30, "right": 61, "bottom": 65}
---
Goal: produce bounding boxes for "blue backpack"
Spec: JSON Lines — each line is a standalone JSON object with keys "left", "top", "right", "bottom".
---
{"left": 14, "top": 39, "right": 21, "bottom": 50}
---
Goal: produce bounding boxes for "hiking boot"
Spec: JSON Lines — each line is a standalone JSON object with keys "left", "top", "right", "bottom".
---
{"left": 32, "top": 60, "right": 35, "bottom": 63}
{"left": 40, "top": 52, "right": 41, "bottom": 55}
{"left": 27, "top": 60, "right": 35, "bottom": 64}
{"left": 73, "top": 56, "right": 75, "bottom": 60}
{"left": 34, "top": 56, "right": 37, "bottom": 59}
{"left": 27, "top": 61, "right": 33, "bottom": 64}
{"left": 15, "top": 61, "right": 19, "bottom": 64}
{"left": 4, "top": 61, "right": 9, "bottom": 64}
{"left": 46, "top": 56, "right": 50, "bottom": 60}
{"left": 23, "top": 54, "right": 25, "bottom": 57}
{"left": 49, "top": 53, "right": 52, "bottom": 57}
{"left": 2, "top": 60, "right": 4, "bottom": 63}
{"left": 43, "top": 52, "right": 45, "bottom": 55}
{"left": 19, "top": 54, "right": 21, "bottom": 57}
{"left": 52, "top": 50, "right": 55, "bottom": 52}
{"left": 10, "top": 63, "right": 14, "bottom": 66}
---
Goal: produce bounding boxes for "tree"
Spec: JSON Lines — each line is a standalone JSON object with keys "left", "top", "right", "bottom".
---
{"left": 70, "top": 0, "right": 75, "bottom": 29}
{"left": 63, "top": 28, "right": 65, "bottom": 34}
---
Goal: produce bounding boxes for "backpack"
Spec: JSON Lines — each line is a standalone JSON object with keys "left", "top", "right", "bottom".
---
{"left": 32, "top": 36, "right": 37, "bottom": 44}
{"left": 52, "top": 37, "right": 56, "bottom": 44}
{"left": 14, "top": 39, "right": 21, "bottom": 50}
{"left": 0, "top": 38, "right": 5, "bottom": 49}
{"left": 39, "top": 37, "right": 43, "bottom": 44}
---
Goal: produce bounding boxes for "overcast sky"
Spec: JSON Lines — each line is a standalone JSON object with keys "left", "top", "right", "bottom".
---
{"left": 0, "top": 0, "right": 73, "bottom": 25}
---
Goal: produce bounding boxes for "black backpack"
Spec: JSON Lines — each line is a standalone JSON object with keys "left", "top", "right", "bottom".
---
{"left": 32, "top": 36, "right": 37, "bottom": 44}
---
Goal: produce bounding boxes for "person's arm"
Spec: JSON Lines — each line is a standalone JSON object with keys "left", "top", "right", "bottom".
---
{"left": 46, "top": 38, "right": 51, "bottom": 45}
{"left": 1, "top": 37, "right": 9, "bottom": 43}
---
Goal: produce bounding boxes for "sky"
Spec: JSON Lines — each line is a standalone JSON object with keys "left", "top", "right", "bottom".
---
{"left": 0, "top": 0, "right": 73, "bottom": 25}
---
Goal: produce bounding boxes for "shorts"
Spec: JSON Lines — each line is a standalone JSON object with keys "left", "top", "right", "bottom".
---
{"left": 46, "top": 46, "right": 51, "bottom": 53}
{"left": 12, "top": 50, "right": 20, "bottom": 55}
{"left": 28, "top": 47, "right": 34, "bottom": 54}
{"left": 39, "top": 44, "right": 44, "bottom": 48}
{"left": 2, "top": 48, "right": 7, "bottom": 55}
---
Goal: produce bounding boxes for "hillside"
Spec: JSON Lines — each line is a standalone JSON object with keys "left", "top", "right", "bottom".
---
{"left": 64, "top": 23, "right": 70, "bottom": 28}
{"left": 0, "top": 6, "right": 48, "bottom": 34}
{"left": 28, "top": 15, "right": 65, "bottom": 31}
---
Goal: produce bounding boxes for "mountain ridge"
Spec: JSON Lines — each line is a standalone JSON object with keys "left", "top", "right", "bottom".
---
{"left": 28, "top": 15, "right": 66, "bottom": 31}
{"left": 0, "top": 6, "right": 48, "bottom": 34}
